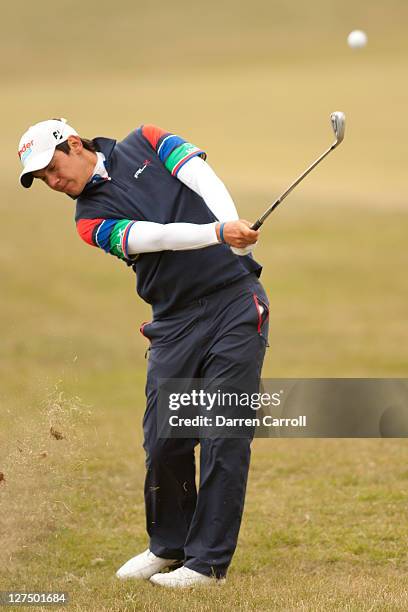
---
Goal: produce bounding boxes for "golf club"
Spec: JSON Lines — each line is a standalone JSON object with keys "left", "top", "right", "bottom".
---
{"left": 251, "top": 111, "right": 345, "bottom": 230}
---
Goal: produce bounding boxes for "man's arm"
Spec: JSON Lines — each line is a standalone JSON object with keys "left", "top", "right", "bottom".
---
{"left": 77, "top": 218, "right": 258, "bottom": 258}
{"left": 127, "top": 221, "right": 219, "bottom": 253}
{"left": 140, "top": 124, "right": 257, "bottom": 256}
{"left": 126, "top": 220, "right": 258, "bottom": 254}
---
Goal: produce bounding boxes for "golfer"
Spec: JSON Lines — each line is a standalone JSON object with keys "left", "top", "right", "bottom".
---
{"left": 18, "top": 118, "right": 269, "bottom": 588}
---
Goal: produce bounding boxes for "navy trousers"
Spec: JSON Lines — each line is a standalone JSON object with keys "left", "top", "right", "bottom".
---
{"left": 141, "top": 273, "right": 269, "bottom": 578}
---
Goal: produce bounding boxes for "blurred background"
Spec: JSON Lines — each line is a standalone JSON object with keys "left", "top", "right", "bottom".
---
{"left": 1, "top": 1, "right": 408, "bottom": 608}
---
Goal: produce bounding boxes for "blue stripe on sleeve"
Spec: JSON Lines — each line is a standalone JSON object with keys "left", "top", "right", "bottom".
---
{"left": 94, "top": 219, "right": 118, "bottom": 252}
{"left": 157, "top": 134, "right": 186, "bottom": 163}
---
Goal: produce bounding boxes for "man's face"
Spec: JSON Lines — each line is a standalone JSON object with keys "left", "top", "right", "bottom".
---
{"left": 32, "top": 137, "right": 94, "bottom": 197}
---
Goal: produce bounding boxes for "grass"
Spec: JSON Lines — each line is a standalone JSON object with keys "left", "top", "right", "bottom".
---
{"left": 2, "top": 433, "right": 408, "bottom": 610}
{"left": 2, "top": 0, "right": 408, "bottom": 609}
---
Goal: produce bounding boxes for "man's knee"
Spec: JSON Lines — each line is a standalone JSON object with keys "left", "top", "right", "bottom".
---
{"left": 144, "top": 438, "right": 196, "bottom": 468}
{"left": 143, "top": 439, "right": 168, "bottom": 467}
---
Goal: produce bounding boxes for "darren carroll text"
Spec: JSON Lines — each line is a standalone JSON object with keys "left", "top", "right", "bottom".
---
{"left": 168, "top": 415, "right": 307, "bottom": 427}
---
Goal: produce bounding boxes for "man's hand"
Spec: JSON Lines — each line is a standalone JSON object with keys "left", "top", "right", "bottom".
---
{"left": 216, "top": 220, "right": 259, "bottom": 248}
{"left": 231, "top": 244, "right": 257, "bottom": 256}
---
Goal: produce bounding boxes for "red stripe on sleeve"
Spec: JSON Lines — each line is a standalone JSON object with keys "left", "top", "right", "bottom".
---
{"left": 142, "top": 124, "right": 168, "bottom": 151}
{"left": 76, "top": 218, "right": 105, "bottom": 246}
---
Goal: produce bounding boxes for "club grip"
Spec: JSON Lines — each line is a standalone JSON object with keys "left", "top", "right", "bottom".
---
{"left": 251, "top": 220, "right": 262, "bottom": 231}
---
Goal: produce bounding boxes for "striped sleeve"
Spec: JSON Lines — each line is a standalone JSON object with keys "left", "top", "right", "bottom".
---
{"left": 76, "top": 218, "right": 136, "bottom": 260}
{"left": 141, "top": 124, "right": 207, "bottom": 177}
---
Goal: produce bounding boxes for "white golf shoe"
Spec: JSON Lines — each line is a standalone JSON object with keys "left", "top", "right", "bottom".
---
{"left": 150, "top": 566, "right": 225, "bottom": 588}
{"left": 116, "top": 549, "right": 179, "bottom": 580}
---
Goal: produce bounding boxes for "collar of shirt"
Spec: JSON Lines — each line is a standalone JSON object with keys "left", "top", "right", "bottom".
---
{"left": 89, "top": 151, "right": 110, "bottom": 184}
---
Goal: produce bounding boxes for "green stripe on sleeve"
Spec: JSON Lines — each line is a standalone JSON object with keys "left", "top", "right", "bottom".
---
{"left": 110, "top": 220, "right": 132, "bottom": 259}
{"left": 164, "top": 142, "right": 201, "bottom": 174}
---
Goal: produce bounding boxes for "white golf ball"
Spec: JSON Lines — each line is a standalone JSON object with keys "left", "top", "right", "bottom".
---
{"left": 347, "top": 30, "right": 367, "bottom": 49}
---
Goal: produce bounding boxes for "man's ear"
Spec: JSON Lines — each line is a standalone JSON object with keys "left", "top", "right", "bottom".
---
{"left": 67, "top": 135, "right": 83, "bottom": 154}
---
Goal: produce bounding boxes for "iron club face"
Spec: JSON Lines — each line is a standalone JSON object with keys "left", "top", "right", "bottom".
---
{"left": 331, "top": 111, "right": 345, "bottom": 146}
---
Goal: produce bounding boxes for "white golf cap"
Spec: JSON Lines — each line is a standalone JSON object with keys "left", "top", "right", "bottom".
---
{"left": 18, "top": 118, "right": 78, "bottom": 188}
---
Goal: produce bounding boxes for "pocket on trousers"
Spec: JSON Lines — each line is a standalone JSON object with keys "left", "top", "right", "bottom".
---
{"left": 252, "top": 292, "right": 270, "bottom": 343}
{"left": 139, "top": 310, "right": 199, "bottom": 347}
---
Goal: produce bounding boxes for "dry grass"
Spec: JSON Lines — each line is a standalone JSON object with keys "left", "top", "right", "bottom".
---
{"left": 0, "top": 386, "right": 90, "bottom": 570}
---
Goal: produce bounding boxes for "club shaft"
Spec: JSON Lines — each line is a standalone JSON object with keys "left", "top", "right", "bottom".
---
{"left": 251, "top": 141, "right": 337, "bottom": 230}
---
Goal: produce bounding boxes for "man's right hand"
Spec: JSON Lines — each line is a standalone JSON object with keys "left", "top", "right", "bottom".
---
{"left": 216, "top": 220, "right": 259, "bottom": 248}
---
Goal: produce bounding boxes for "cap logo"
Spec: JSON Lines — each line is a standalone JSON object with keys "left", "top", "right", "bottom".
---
{"left": 18, "top": 139, "right": 34, "bottom": 162}
{"left": 53, "top": 129, "right": 64, "bottom": 141}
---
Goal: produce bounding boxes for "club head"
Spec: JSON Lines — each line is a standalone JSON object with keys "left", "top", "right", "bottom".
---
{"left": 330, "top": 111, "right": 345, "bottom": 145}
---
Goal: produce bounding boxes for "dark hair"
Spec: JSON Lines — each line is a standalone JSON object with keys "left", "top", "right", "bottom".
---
{"left": 52, "top": 118, "right": 96, "bottom": 154}
{"left": 55, "top": 138, "right": 96, "bottom": 155}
